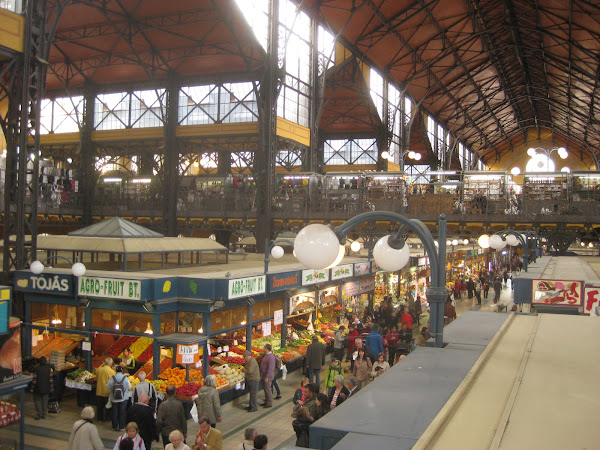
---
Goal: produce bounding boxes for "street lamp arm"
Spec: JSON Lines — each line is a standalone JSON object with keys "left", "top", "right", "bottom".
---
{"left": 335, "top": 211, "right": 443, "bottom": 283}
{"left": 39, "top": 255, "right": 78, "bottom": 266}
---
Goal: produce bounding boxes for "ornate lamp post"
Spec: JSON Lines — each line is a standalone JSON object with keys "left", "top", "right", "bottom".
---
{"left": 292, "top": 212, "right": 448, "bottom": 347}
{"left": 478, "top": 231, "right": 539, "bottom": 271}
{"left": 264, "top": 238, "right": 296, "bottom": 273}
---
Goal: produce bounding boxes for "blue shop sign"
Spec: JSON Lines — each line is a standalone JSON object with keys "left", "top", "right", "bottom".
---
{"left": 268, "top": 271, "right": 301, "bottom": 292}
{"left": 14, "top": 271, "right": 74, "bottom": 295}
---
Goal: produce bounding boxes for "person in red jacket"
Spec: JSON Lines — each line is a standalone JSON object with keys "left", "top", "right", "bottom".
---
{"left": 385, "top": 326, "right": 400, "bottom": 366}
{"left": 347, "top": 324, "right": 360, "bottom": 370}
{"left": 401, "top": 309, "right": 413, "bottom": 330}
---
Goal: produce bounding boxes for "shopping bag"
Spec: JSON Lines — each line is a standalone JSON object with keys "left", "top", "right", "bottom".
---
{"left": 281, "top": 364, "right": 288, "bottom": 381}
{"left": 48, "top": 400, "right": 60, "bottom": 414}
{"left": 106, "top": 399, "right": 112, "bottom": 409}
{"left": 190, "top": 403, "right": 198, "bottom": 422}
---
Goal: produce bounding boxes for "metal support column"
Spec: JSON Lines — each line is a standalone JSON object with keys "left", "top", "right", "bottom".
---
{"left": 305, "top": 4, "right": 324, "bottom": 173}
{"left": 2, "top": 0, "right": 48, "bottom": 286}
{"left": 81, "top": 83, "right": 96, "bottom": 226}
{"left": 254, "top": 0, "right": 280, "bottom": 253}
{"left": 163, "top": 77, "right": 180, "bottom": 236}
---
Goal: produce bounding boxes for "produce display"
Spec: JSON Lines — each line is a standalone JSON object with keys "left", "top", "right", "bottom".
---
{"left": 128, "top": 337, "right": 153, "bottom": 359}
{"left": 68, "top": 368, "right": 95, "bottom": 383}
{"left": 137, "top": 344, "right": 153, "bottom": 363}
{"left": 128, "top": 375, "right": 141, "bottom": 389}
{"left": 0, "top": 402, "right": 21, "bottom": 429}
{"left": 105, "top": 336, "right": 137, "bottom": 359}
{"left": 213, "top": 365, "right": 244, "bottom": 385}
{"left": 150, "top": 379, "right": 168, "bottom": 392}
{"left": 176, "top": 382, "right": 202, "bottom": 398}
{"left": 33, "top": 336, "right": 81, "bottom": 360}
{"left": 158, "top": 367, "right": 188, "bottom": 388}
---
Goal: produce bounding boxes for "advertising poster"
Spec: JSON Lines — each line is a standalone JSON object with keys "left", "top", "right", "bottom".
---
{"left": 583, "top": 286, "right": 600, "bottom": 315}
{"left": 0, "top": 320, "right": 22, "bottom": 383}
{"left": 532, "top": 279, "right": 582, "bottom": 306}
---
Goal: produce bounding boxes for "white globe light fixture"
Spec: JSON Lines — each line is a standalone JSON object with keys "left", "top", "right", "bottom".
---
{"left": 561, "top": 166, "right": 571, "bottom": 173}
{"left": 505, "top": 234, "right": 520, "bottom": 246}
{"left": 294, "top": 224, "right": 341, "bottom": 269}
{"left": 372, "top": 236, "right": 410, "bottom": 272}
{"left": 557, "top": 147, "right": 568, "bottom": 159}
{"left": 71, "top": 262, "right": 87, "bottom": 277}
{"left": 463, "top": 239, "right": 470, "bottom": 245}
{"left": 408, "top": 151, "right": 415, "bottom": 159}
{"left": 326, "top": 245, "right": 346, "bottom": 269}
{"left": 350, "top": 241, "right": 361, "bottom": 252}
{"left": 510, "top": 166, "right": 521, "bottom": 176}
{"left": 489, "top": 234, "right": 506, "bottom": 249}
{"left": 30, "top": 260, "right": 44, "bottom": 274}
{"left": 451, "top": 239, "right": 459, "bottom": 246}
{"left": 381, "top": 151, "right": 390, "bottom": 160}
{"left": 270, "top": 245, "right": 285, "bottom": 259}
{"left": 446, "top": 240, "right": 452, "bottom": 246}
{"left": 413, "top": 152, "right": 422, "bottom": 161}
{"left": 478, "top": 234, "right": 490, "bottom": 249}
{"left": 527, "top": 147, "right": 537, "bottom": 157}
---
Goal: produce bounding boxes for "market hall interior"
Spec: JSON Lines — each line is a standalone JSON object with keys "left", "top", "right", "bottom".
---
{"left": 3, "top": 0, "right": 600, "bottom": 449}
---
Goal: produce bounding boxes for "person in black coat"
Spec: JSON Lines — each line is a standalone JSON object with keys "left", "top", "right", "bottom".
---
{"left": 125, "top": 393, "right": 157, "bottom": 450}
{"left": 292, "top": 407, "right": 313, "bottom": 448}
{"left": 30, "top": 356, "right": 54, "bottom": 419}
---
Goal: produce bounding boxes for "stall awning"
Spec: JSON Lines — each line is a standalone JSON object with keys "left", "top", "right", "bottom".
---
{"left": 155, "top": 333, "right": 208, "bottom": 346}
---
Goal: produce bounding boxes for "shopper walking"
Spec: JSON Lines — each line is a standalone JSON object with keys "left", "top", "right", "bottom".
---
{"left": 194, "top": 375, "right": 222, "bottom": 428}
{"left": 67, "top": 406, "right": 104, "bottom": 450}
{"left": 132, "top": 371, "right": 157, "bottom": 414}
{"left": 30, "top": 356, "right": 54, "bottom": 420}
{"left": 352, "top": 348, "right": 372, "bottom": 390}
{"left": 333, "top": 326, "right": 346, "bottom": 361}
{"left": 305, "top": 335, "right": 326, "bottom": 386}
{"left": 271, "top": 353, "right": 282, "bottom": 400}
{"left": 328, "top": 375, "right": 349, "bottom": 409}
{"left": 385, "top": 326, "right": 399, "bottom": 366}
{"left": 126, "top": 393, "right": 156, "bottom": 450}
{"left": 493, "top": 277, "right": 502, "bottom": 303}
{"left": 243, "top": 350, "right": 260, "bottom": 412}
{"left": 96, "top": 357, "right": 115, "bottom": 421}
{"left": 113, "top": 422, "right": 146, "bottom": 450}
{"left": 156, "top": 385, "right": 187, "bottom": 447}
{"left": 347, "top": 324, "right": 360, "bottom": 370}
{"left": 107, "top": 365, "right": 131, "bottom": 431}
{"left": 466, "top": 277, "right": 475, "bottom": 299}
{"left": 323, "top": 359, "right": 343, "bottom": 398}
{"left": 365, "top": 325, "right": 384, "bottom": 363}
{"left": 483, "top": 279, "right": 490, "bottom": 299}
{"left": 260, "top": 344, "right": 276, "bottom": 408}
{"left": 474, "top": 278, "right": 482, "bottom": 305}
{"left": 193, "top": 415, "right": 222, "bottom": 450}
{"left": 292, "top": 407, "right": 313, "bottom": 448}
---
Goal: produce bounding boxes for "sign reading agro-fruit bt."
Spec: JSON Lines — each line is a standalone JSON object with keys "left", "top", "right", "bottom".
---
{"left": 176, "top": 343, "right": 200, "bottom": 365}
{"left": 532, "top": 279, "right": 582, "bottom": 306}
{"left": 302, "top": 269, "right": 329, "bottom": 285}
{"left": 228, "top": 275, "right": 266, "bottom": 299}
{"left": 79, "top": 276, "right": 141, "bottom": 300}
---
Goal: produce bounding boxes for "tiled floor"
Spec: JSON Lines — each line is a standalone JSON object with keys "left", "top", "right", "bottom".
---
{"left": 20, "top": 283, "right": 515, "bottom": 450}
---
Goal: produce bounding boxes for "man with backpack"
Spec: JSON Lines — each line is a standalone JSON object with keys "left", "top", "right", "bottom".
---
{"left": 106, "top": 365, "right": 131, "bottom": 431}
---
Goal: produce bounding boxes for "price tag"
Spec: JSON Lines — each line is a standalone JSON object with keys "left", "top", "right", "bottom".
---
{"left": 223, "top": 346, "right": 229, "bottom": 352}
{"left": 235, "top": 382, "right": 241, "bottom": 390}
{"left": 233, "top": 340, "right": 238, "bottom": 346}
{"left": 262, "top": 321, "right": 272, "bottom": 337}
{"left": 195, "top": 361, "right": 202, "bottom": 368}
{"left": 273, "top": 309, "right": 284, "bottom": 326}
{"left": 217, "top": 347, "right": 222, "bottom": 353}
{"left": 82, "top": 341, "right": 91, "bottom": 351}
{"left": 181, "top": 354, "right": 194, "bottom": 364}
